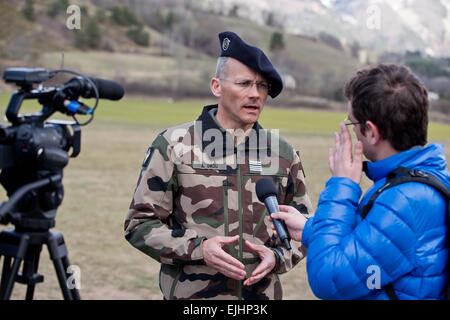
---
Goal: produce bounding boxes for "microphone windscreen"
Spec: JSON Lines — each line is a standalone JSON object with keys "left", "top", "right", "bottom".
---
{"left": 255, "top": 178, "right": 278, "bottom": 202}
{"left": 90, "top": 77, "right": 125, "bottom": 101}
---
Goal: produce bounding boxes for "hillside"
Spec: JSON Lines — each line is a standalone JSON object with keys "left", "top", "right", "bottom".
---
{"left": 0, "top": 0, "right": 362, "bottom": 107}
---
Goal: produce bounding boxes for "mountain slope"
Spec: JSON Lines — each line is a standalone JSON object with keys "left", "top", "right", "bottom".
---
{"left": 198, "top": 0, "right": 450, "bottom": 57}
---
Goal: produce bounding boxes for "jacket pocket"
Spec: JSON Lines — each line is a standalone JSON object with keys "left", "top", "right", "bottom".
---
{"left": 168, "top": 266, "right": 182, "bottom": 300}
{"left": 160, "top": 264, "right": 182, "bottom": 300}
{"left": 177, "top": 172, "right": 227, "bottom": 229}
{"left": 223, "top": 179, "right": 239, "bottom": 258}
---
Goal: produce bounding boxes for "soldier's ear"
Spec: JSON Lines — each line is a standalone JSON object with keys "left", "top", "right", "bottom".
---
{"left": 210, "top": 77, "right": 222, "bottom": 97}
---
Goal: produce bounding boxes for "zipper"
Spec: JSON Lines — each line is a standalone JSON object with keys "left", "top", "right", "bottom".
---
{"left": 223, "top": 180, "right": 230, "bottom": 237}
{"left": 237, "top": 163, "right": 243, "bottom": 300}
{"left": 253, "top": 208, "right": 267, "bottom": 237}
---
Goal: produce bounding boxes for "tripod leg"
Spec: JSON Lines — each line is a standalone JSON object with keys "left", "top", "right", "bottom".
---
{"left": 22, "top": 244, "right": 43, "bottom": 300}
{"left": 0, "top": 234, "right": 29, "bottom": 300}
{"left": 61, "top": 255, "right": 81, "bottom": 300}
{"left": 0, "top": 256, "right": 12, "bottom": 297}
{"left": 47, "top": 231, "right": 80, "bottom": 300}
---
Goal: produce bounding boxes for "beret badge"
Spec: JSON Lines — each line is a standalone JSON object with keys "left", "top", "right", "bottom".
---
{"left": 222, "top": 37, "right": 230, "bottom": 51}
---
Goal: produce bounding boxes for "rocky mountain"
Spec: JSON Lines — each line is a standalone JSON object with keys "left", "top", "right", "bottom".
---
{"left": 333, "top": 0, "right": 450, "bottom": 57}
{"left": 197, "top": 0, "right": 450, "bottom": 57}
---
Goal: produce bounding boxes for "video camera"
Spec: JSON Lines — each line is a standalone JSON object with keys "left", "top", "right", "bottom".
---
{"left": 0, "top": 67, "right": 124, "bottom": 229}
{"left": 0, "top": 67, "right": 124, "bottom": 299}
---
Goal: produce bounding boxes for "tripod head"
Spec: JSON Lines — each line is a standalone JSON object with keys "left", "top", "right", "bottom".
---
{"left": 0, "top": 174, "right": 62, "bottom": 230}
{"left": 0, "top": 67, "right": 124, "bottom": 231}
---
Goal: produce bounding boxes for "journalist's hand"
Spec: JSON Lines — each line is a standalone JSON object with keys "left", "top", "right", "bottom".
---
{"left": 270, "top": 205, "right": 307, "bottom": 241}
{"left": 329, "top": 123, "right": 363, "bottom": 184}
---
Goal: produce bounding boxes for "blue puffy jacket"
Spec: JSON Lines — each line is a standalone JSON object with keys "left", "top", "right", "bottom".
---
{"left": 302, "top": 143, "right": 450, "bottom": 299}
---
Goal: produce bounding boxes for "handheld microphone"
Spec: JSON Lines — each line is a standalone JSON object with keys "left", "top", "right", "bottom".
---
{"left": 255, "top": 178, "right": 291, "bottom": 250}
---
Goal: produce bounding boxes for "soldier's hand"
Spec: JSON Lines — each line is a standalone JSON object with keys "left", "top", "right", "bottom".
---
{"left": 243, "top": 240, "right": 276, "bottom": 286}
{"left": 202, "top": 235, "right": 246, "bottom": 281}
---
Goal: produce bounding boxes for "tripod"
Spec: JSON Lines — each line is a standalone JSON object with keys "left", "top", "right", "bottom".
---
{"left": 0, "top": 174, "right": 80, "bottom": 300}
{"left": 0, "top": 228, "right": 80, "bottom": 300}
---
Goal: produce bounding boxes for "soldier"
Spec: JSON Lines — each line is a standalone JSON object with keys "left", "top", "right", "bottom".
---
{"left": 124, "top": 31, "right": 312, "bottom": 300}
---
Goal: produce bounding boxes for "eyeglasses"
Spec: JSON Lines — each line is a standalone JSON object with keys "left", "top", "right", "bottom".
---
{"left": 220, "top": 78, "right": 271, "bottom": 94}
{"left": 343, "top": 116, "right": 360, "bottom": 126}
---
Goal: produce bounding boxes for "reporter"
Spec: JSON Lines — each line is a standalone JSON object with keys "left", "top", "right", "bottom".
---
{"left": 272, "top": 64, "right": 450, "bottom": 300}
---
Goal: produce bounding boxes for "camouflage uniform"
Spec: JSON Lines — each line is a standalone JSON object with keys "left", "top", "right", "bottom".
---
{"left": 125, "top": 105, "right": 312, "bottom": 300}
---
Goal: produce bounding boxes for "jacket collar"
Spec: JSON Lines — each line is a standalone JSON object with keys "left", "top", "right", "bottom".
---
{"left": 363, "top": 144, "right": 440, "bottom": 182}
{"left": 195, "top": 104, "right": 267, "bottom": 154}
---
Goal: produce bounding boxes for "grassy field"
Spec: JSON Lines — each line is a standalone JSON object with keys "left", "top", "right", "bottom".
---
{"left": 0, "top": 94, "right": 449, "bottom": 300}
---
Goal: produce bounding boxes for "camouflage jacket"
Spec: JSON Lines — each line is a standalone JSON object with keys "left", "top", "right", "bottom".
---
{"left": 125, "top": 105, "right": 312, "bottom": 300}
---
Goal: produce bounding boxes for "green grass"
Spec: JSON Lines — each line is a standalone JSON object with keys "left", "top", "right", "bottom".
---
{"left": 78, "top": 95, "right": 450, "bottom": 141}
{"left": 0, "top": 93, "right": 449, "bottom": 300}
{"left": 4, "top": 92, "right": 447, "bottom": 141}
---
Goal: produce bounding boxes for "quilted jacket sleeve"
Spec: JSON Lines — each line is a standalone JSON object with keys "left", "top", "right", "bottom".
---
{"left": 302, "top": 177, "right": 416, "bottom": 299}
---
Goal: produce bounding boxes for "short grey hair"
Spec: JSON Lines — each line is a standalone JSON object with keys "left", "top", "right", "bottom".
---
{"left": 215, "top": 57, "right": 229, "bottom": 78}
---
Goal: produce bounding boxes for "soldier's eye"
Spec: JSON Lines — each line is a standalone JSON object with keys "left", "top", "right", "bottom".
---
{"left": 256, "top": 81, "right": 269, "bottom": 91}
{"left": 235, "top": 80, "right": 252, "bottom": 88}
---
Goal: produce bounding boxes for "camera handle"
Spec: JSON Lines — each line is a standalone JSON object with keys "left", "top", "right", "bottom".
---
{"left": 5, "top": 91, "right": 27, "bottom": 125}
{"left": 4, "top": 91, "right": 55, "bottom": 126}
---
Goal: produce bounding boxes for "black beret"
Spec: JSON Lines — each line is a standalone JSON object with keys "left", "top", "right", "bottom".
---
{"left": 218, "top": 31, "right": 283, "bottom": 98}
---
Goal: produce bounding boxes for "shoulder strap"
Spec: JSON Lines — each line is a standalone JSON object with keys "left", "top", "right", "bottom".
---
{"left": 384, "top": 283, "right": 398, "bottom": 300}
{"left": 361, "top": 167, "right": 450, "bottom": 220}
{"left": 360, "top": 167, "right": 450, "bottom": 300}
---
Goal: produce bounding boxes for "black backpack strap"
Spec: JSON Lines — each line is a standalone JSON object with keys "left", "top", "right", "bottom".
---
{"left": 361, "top": 167, "right": 450, "bottom": 219}
{"left": 384, "top": 283, "right": 398, "bottom": 300}
{"left": 360, "top": 167, "right": 450, "bottom": 300}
